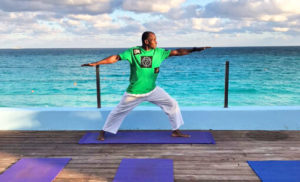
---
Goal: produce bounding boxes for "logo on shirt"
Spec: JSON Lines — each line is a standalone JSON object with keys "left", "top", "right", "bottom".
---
{"left": 133, "top": 49, "right": 141, "bottom": 55}
{"left": 141, "top": 56, "right": 152, "bottom": 68}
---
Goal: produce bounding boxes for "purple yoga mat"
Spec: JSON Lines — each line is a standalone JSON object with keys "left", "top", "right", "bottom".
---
{"left": 79, "top": 131, "right": 215, "bottom": 144}
{"left": 0, "top": 158, "right": 71, "bottom": 182}
{"left": 113, "top": 158, "right": 173, "bottom": 182}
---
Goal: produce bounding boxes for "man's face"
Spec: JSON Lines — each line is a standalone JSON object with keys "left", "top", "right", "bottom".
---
{"left": 146, "top": 33, "right": 157, "bottom": 49}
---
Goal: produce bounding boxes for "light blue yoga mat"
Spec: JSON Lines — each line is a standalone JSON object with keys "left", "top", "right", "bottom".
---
{"left": 248, "top": 160, "right": 300, "bottom": 182}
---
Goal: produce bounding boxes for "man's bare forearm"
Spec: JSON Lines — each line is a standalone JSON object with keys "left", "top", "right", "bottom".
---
{"left": 170, "top": 47, "right": 211, "bottom": 56}
{"left": 81, "top": 55, "right": 120, "bottom": 67}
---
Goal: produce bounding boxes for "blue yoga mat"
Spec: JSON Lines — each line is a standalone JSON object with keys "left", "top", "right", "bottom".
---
{"left": 113, "top": 158, "right": 173, "bottom": 182}
{"left": 0, "top": 158, "right": 71, "bottom": 182}
{"left": 79, "top": 131, "right": 215, "bottom": 144}
{"left": 248, "top": 160, "right": 300, "bottom": 182}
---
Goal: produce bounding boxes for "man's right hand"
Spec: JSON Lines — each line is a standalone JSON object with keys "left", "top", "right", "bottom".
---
{"left": 81, "top": 63, "right": 95, "bottom": 67}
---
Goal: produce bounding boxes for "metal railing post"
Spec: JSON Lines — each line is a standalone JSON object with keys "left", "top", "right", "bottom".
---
{"left": 96, "top": 65, "right": 101, "bottom": 108}
{"left": 224, "top": 61, "right": 229, "bottom": 108}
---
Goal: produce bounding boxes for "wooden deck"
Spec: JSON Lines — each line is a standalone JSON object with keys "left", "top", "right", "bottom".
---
{"left": 1, "top": 130, "right": 300, "bottom": 182}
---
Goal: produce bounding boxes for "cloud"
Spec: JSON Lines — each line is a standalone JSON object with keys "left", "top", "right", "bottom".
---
{"left": 1, "top": 0, "right": 300, "bottom": 48}
{"left": 204, "top": 0, "right": 281, "bottom": 19}
{"left": 143, "top": 18, "right": 191, "bottom": 35}
{"left": 190, "top": 0, "right": 300, "bottom": 34}
{"left": 274, "top": 0, "right": 300, "bottom": 14}
{"left": 202, "top": 0, "right": 300, "bottom": 21}
{"left": 0, "top": 0, "right": 188, "bottom": 14}
{"left": 0, "top": 0, "right": 114, "bottom": 15}
{"left": 0, "top": 11, "right": 44, "bottom": 35}
{"left": 122, "top": 0, "right": 186, "bottom": 13}
{"left": 66, "top": 14, "right": 120, "bottom": 33}
{"left": 259, "top": 15, "right": 287, "bottom": 22}
{"left": 165, "top": 4, "right": 203, "bottom": 19}
{"left": 273, "top": 27, "right": 289, "bottom": 32}
{"left": 192, "top": 18, "right": 223, "bottom": 32}
{"left": 110, "top": 16, "right": 145, "bottom": 34}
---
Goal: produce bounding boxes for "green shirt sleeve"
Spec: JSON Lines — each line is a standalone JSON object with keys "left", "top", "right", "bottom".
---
{"left": 119, "top": 48, "right": 133, "bottom": 64}
{"left": 157, "top": 48, "right": 171, "bottom": 61}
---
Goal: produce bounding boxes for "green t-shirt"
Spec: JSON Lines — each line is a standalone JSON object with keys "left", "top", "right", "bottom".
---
{"left": 119, "top": 46, "right": 171, "bottom": 94}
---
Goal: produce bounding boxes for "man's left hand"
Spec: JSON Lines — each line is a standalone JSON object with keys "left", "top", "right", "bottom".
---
{"left": 193, "top": 47, "right": 212, "bottom": 52}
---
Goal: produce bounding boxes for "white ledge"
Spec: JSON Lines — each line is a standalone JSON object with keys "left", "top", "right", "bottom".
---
{"left": 1, "top": 106, "right": 300, "bottom": 130}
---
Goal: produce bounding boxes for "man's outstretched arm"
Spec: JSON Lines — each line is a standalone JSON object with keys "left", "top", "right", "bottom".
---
{"left": 169, "top": 47, "right": 211, "bottom": 57}
{"left": 81, "top": 55, "right": 120, "bottom": 67}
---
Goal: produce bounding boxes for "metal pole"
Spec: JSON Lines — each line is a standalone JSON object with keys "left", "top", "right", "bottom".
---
{"left": 224, "top": 61, "right": 229, "bottom": 108}
{"left": 96, "top": 65, "right": 101, "bottom": 108}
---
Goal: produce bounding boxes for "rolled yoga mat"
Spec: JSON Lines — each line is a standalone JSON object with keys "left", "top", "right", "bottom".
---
{"left": 248, "top": 160, "right": 300, "bottom": 182}
{"left": 113, "top": 158, "right": 173, "bottom": 182}
{"left": 79, "top": 131, "right": 215, "bottom": 144}
{"left": 0, "top": 158, "right": 71, "bottom": 182}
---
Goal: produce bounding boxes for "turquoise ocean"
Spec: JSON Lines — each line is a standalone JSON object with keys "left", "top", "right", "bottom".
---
{"left": 0, "top": 47, "right": 299, "bottom": 107}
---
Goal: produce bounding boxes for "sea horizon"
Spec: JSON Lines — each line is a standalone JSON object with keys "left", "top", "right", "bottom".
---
{"left": 1, "top": 45, "right": 300, "bottom": 50}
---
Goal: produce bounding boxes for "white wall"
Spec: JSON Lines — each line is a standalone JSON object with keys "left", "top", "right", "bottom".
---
{"left": 0, "top": 106, "right": 300, "bottom": 130}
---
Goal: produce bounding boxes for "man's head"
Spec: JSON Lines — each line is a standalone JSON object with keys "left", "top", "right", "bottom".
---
{"left": 142, "top": 31, "right": 157, "bottom": 50}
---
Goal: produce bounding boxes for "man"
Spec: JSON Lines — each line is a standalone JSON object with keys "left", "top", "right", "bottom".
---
{"left": 82, "top": 31, "right": 211, "bottom": 140}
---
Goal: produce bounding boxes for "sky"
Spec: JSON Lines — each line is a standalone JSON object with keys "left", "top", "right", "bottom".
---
{"left": 0, "top": 0, "right": 299, "bottom": 48}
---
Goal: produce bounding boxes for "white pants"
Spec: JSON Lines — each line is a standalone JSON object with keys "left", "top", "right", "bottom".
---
{"left": 103, "top": 86, "right": 184, "bottom": 134}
